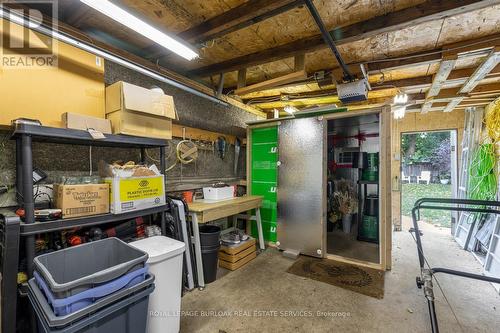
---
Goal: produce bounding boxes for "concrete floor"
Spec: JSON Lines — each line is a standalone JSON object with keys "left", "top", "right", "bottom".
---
{"left": 181, "top": 217, "right": 500, "bottom": 332}
{"left": 327, "top": 229, "right": 380, "bottom": 263}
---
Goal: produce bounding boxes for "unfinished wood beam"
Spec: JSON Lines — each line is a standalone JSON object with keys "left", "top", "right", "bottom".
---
{"left": 178, "top": 0, "right": 303, "bottom": 43}
{"left": 367, "top": 52, "right": 442, "bottom": 72}
{"left": 237, "top": 69, "right": 247, "bottom": 89}
{"left": 443, "top": 97, "right": 465, "bottom": 112}
{"left": 426, "top": 56, "right": 457, "bottom": 98}
{"left": 459, "top": 46, "right": 500, "bottom": 93}
{"left": 371, "top": 76, "right": 433, "bottom": 89}
{"left": 443, "top": 33, "right": 500, "bottom": 57}
{"left": 217, "top": 73, "right": 225, "bottom": 96}
{"left": 294, "top": 54, "right": 306, "bottom": 71}
{"left": 421, "top": 100, "right": 433, "bottom": 114}
{"left": 234, "top": 70, "right": 308, "bottom": 96}
{"left": 189, "top": 0, "right": 497, "bottom": 77}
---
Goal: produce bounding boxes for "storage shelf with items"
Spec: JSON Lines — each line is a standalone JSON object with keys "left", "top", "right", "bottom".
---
{"left": 0, "top": 123, "right": 169, "bottom": 333}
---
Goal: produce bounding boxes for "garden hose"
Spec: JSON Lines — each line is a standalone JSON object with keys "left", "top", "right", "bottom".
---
{"left": 485, "top": 97, "right": 500, "bottom": 145}
{"left": 468, "top": 144, "right": 497, "bottom": 201}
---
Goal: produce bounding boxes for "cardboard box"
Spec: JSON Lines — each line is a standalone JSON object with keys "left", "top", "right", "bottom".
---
{"left": 105, "top": 175, "right": 165, "bottom": 214}
{"left": 105, "top": 81, "right": 176, "bottom": 139}
{"left": 54, "top": 184, "right": 109, "bottom": 218}
{"left": 0, "top": 19, "right": 105, "bottom": 128}
{"left": 62, "top": 113, "right": 112, "bottom": 134}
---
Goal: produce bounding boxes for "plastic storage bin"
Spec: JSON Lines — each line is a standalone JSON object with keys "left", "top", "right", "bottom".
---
{"left": 202, "top": 186, "right": 234, "bottom": 200}
{"left": 34, "top": 238, "right": 148, "bottom": 298}
{"left": 130, "top": 236, "right": 185, "bottom": 333}
{"left": 29, "top": 274, "right": 155, "bottom": 333}
{"left": 34, "top": 266, "right": 148, "bottom": 316}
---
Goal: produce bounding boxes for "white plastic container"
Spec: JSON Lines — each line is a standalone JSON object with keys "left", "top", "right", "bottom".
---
{"left": 130, "top": 236, "right": 185, "bottom": 333}
{"left": 202, "top": 186, "right": 234, "bottom": 200}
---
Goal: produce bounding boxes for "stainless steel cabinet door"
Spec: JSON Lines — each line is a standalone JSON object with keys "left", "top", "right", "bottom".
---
{"left": 277, "top": 117, "right": 326, "bottom": 257}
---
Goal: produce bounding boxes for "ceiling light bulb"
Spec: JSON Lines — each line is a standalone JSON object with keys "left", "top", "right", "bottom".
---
{"left": 394, "top": 93, "right": 408, "bottom": 105}
{"left": 79, "top": 0, "right": 198, "bottom": 61}
{"left": 284, "top": 105, "right": 299, "bottom": 114}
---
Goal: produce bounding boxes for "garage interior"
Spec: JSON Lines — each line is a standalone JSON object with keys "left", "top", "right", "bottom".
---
{"left": 0, "top": 1, "right": 499, "bottom": 332}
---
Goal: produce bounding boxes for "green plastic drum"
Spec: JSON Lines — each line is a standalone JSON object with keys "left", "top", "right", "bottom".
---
{"left": 362, "top": 153, "right": 379, "bottom": 181}
{"left": 359, "top": 215, "right": 378, "bottom": 242}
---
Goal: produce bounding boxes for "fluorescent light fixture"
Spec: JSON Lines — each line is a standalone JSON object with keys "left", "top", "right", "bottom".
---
{"left": 393, "top": 105, "right": 406, "bottom": 119}
{"left": 284, "top": 105, "right": 299, "bottom": 114}
{"left": 393, "top": 93, "right": 408, "bottom": 105}
{"left": 0, "top": 6, "right": 226, "bottom": 106}
{"left": 79, "top": 0, "right": 198, "bottom": 61}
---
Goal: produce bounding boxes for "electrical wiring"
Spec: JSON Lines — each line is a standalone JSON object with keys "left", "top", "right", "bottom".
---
{"left": 176, "top": 140, "right": 198, "bottom": 165}
{"left": 144, "top": 142, "right": 174, "bottom": 163}
{"left": 145, "top": 140, "right": 198, "bottom": 172}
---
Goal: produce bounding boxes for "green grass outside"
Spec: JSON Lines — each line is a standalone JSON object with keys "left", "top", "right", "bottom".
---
{"left": 401, "top": 183, "right": 452, "bottom": 227}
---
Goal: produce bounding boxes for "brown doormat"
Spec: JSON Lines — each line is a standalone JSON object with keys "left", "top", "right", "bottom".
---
{"left": 287, "top": 256, "right": 385, "bottom": 299}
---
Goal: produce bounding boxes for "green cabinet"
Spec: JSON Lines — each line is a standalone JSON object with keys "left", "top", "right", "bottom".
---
{"left": 250, "top": 126, "right": 278, "bottom": 243}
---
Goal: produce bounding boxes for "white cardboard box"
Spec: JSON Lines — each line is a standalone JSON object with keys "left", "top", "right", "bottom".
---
{"left": 105, "top": 175, "right": 165, "bottom": 214}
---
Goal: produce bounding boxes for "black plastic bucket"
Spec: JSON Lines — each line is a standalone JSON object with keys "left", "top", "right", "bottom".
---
{"left": 199, "top": 225, "right": 221, "bottom": 247}
{"left": 201, "top": 246, "right": 219, "bottom": 284}
{"left": 198, "top": 225, "right": 221, "bottom": 284}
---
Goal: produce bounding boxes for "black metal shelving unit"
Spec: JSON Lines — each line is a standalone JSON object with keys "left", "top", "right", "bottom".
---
{"left": 1, "top": 123, "right": 169, "bottom": 333}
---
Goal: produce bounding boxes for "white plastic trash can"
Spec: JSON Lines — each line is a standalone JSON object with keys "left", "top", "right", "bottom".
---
{"left": 130, "top": 236, "right": 185, "bottom": 333}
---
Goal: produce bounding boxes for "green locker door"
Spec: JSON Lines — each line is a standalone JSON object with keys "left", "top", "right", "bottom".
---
{"left": 250, "top": 126, "right": 278, "bottom": 243}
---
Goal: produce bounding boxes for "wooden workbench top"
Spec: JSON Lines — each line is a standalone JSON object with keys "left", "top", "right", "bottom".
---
{"left": 188, "top": 195, "right": 263, "bottom": 223}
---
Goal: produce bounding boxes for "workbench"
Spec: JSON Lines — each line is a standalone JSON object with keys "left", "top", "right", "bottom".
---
{"left": 188, "top": 195, "right": 265, "bottom": 289}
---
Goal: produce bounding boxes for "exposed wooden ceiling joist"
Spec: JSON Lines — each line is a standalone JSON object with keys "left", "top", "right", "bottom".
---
{"left": 366, "top": 52, "right": 442, "bottom": 73}
{"left": 459, "top": 46, "right": 500, "bottom": 93}
{"left": 443, "top": 97, "right": 466, "bottom": 112}
{"left": 426, "top": 56, "right": 457, "bottom": 98}
{"left": 234, "top": 70, "right": 308, "bottom": 96}
{"left": 178, "top": 0, "right": 304, "bottom": 44}
{"left": 188, "top": 0, "right": 498, "bottom": 77}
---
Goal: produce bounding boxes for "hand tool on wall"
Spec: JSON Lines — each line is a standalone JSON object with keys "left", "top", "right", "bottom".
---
{"left": 216, "top": 136, "right": 226, "bottom": 159}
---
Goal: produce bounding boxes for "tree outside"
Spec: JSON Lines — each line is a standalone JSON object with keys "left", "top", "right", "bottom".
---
{"left": 401, "top": 131, "right": 453, "bottom": 227}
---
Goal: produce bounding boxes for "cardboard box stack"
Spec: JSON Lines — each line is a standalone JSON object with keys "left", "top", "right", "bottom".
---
{"left": 105, "top": 81, "right": 177, "bottom": 139}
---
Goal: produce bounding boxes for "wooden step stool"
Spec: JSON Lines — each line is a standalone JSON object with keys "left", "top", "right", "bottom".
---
{"left": 219, "top": 237, "right": 257, "bottom": 271}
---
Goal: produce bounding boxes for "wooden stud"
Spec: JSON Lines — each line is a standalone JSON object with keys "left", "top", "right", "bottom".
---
{"left": 217, "top": 73, "right": 225, "bottom": 97}
{"left": 171, "top": 124, "right": 238, "bottom": 145}
{"left": 177, "top": 0, "right": 303, "bottom": 43}
{"left": 234, "top": 70, "right": 308, "bottom": 96}
{"left": 237, "top": 69, "right": 247, "bottom": 89}
{"left": 294, "top": 54, "right": 305, "bottom": 71}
